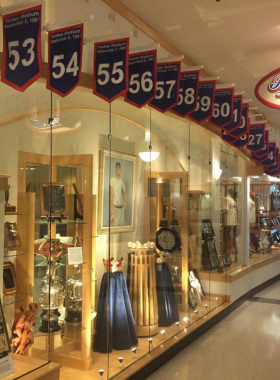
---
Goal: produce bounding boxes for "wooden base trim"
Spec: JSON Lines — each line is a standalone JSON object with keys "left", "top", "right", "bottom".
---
{"left": 48, "top": 353, "right": 92, "bottom": 371}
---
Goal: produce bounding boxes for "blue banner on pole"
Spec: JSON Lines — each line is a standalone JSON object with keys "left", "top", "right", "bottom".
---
{"left": 221, "top": 129, "right": 237, "bottom": 144}
{"left": 228, "top": 103, "right": 249, "bottom": 139}
{"left": 251, "top": 130, "right": 269, "bottom": 162}
{"left": 125, "top": 49, "right": 156, "bottom": 108}
{"left": 149, "top": 61, "right": 180, "bottom": 112}
{"left": 264, "top": 149, "right": 279, "bottom": 174}
{"left": 1, "top": 5, "right": 42, "bottom": 91}
{"left": 47, "top": 24, "right": 83, "bottom": 97}
{"left": 171, "top": 70, "right": 199, "bottom": 117}
{"left": 246, "top": 123, "right": 265, "bottom": 153}
{"left": 93, "top": 38, "right": 129, "bottom": 102}
{"left": 261, "top": 143, "right": 276, "bottom": 167}
{"left": 188, "top": 80, "right": 216, "bottom": 123}
{"left": 209, "top": 88, "right": 234, "bottom": 128}
{"left": 223, "top": 95, "right": 242, "bottom": 133}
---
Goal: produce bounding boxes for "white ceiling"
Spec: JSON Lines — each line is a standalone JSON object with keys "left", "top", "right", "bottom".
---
{"left": 118, "top": 0, "right": 280, "bottom": 128}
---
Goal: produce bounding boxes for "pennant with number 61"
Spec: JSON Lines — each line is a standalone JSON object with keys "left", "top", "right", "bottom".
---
{"left": 1, "top": 5, "right": 43, "bottom": 91}
{"left": 47, "top": 24, "right": 83, "bottom": 97}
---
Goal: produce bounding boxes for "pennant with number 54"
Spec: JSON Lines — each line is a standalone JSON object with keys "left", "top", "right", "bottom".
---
{"left": 47, "top": 24, "right": 83, "bottom": 97}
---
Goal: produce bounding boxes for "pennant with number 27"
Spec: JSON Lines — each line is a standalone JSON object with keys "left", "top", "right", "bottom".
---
{"left": 47, "top": 24, "right": 83, "bottom": 97}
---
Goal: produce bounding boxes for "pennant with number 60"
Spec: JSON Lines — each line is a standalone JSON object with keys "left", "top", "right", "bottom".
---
{"left": 1, "top": 5, "right": 42, "bottom": 91}
{"left": 47, "top": 24, "right": 83, "bottom": 97}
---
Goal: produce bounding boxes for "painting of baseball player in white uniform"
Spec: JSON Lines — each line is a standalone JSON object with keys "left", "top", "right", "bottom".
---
{"left": 110, "top": 162, "right": 127, "bottom": 226}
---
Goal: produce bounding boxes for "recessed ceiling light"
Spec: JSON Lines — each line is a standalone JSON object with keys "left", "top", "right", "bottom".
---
{"left": 165, "top": 25, "right": 182, "bottom": 32}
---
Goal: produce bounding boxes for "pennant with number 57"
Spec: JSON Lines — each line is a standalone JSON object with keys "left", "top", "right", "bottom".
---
{"left": 47, "top": 24, "right": 83, "bottom": 97}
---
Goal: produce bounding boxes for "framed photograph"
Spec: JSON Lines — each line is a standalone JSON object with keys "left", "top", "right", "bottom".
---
{"left": 40, "top": 182, "right": 68, "bottom": 217}
{"left": 3, "top": 261, "right": 18, "bottom": 297}
{"left": 98, "top": 148, "right": 137, "bottom": 234}
{"left": 221, "top": 253, "right": 232, "bottom": 267}
{"left": 205, "top": 237, "right": 219, "bottom": 270}
{"left": 202, "top": 219, "right": 215, "bottom": 240}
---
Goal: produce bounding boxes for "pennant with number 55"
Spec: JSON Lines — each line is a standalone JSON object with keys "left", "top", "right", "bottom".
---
{"left": 47, "top": 24, "right": 83, "bottom": 97}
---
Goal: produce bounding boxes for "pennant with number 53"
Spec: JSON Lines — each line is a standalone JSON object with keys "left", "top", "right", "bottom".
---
{"left": 47, "top": 24, "right": 83, "bottom": 97}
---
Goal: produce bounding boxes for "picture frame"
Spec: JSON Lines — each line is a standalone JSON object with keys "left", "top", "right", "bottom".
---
{"left": 3, "top": 261, "right": 18, "bottom": 297}
{"left": 98, "top": 148, "right": 137, "bottom": 234}
{"left": 202, "top": 219, "right": 215, "bottom": 240}
{"left": 221, "top": 253, "right": 232, "bottom": 267}
{"left": 205, "top": 237, "right": 219, "bottom": 270}
{"left": 39, "top": 182, "right": 68, "bottom": 217}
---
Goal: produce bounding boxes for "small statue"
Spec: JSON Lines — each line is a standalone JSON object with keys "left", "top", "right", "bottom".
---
{"left": 11, "top": 302, "right": 41, "bottom": 355}
{"left": 5, "top": 184, "right": 11, "bottom": 205}
{"left": 162, "top": 199, "right": 168, "bottom": 219}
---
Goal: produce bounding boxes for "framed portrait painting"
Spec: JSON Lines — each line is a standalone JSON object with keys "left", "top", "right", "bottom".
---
{"left": 98, "top": 148, "right": 137, "bottom": 234}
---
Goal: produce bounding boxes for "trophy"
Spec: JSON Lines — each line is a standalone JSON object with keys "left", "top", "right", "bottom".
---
{"left": 39, "top": 264, "right": 65, "bottom": 332}
{"left": 160, "top": 197, "right": 169, "bottom": 226}
{"left": 65, "top": 265, "right": 82, "bottom": 323}
{"left": 170, "top": 199, "right": 179, "bottom": 225}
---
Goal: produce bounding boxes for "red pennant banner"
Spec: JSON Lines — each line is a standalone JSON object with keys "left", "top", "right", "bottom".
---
{"left": 93, "top": 38, "right": 129, "bottom": 102}
{"left": 149, "top": 61, "right": 181, "bottom": 112}
{"left": 47, "top": 24, "right": 83, "bottom": 97}
{"left": 1, "top": 5, "right": 43, "bottom": 91}
{"left": 208, "top": 87, "right": 234, "bottom": 129}
{"left": 125, "top": 49, "right": 157, "bottom": 108}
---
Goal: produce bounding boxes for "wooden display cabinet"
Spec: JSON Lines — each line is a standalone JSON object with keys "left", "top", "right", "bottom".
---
{"left": 144, "top": 170, "right": 188, "bottom": 311}
{"left": 16, "top": 151, "right": 94, "bottom": 371}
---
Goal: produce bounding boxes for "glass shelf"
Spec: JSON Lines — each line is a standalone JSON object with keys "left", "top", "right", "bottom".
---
{"left": 4, "top": 248, "right": 28, "bottom": 257}
{"left": 33, "top": 321, "right": 85, "bottom": 337}
{"left": 34, "top": 255, "right": 86, "bottom": 267}
{"left": 156, "top": 224, "right": 185, "bottom": 228}
{"left": 35, "top": 219, "right": 87, "bottom": 225}
{"left": 3, "top": 293, "right": 27, "bottom": 307}
{"left": 5, "top": 212, "right": 27, "bottom": 216}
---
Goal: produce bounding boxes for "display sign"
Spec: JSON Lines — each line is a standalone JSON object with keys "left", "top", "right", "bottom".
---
{"left": 251, "top": 130, "right": 269, "bottom": 162}
{"left": 255, "top": 68, "right": 280, "bottom": 109}
{"left": 171, "top": 69, "right": 199, "bottom": 117}
{"left": 223, "top": 95, "right": 242, "bottom": 133}
{"left": 125, "top": 49, "right": 156, "bottom": 108}
{"left": 1, "top": 5, "right": 42, "bottom": 91}
{"left": 261, "top": 142, "right": 276, "bottom": 167}
{"left": 188, "top": 79, "right": 216, "bottom": 123}
{"left": 47, "top": 24, "right": 83, "bottom": 97}
{"left": 149, "top": 61, "right": 181, "bottom": 112}
{"left": 264, "top": 149, "right": 279, "bottom": 174}
{"left": 209, "top": 87, "right": 234, "bottom": 128}
{"left": 228, "top": 102, "right": 249, "bottom": 138}
{"left": 221, "top": 129, "right": 237, "bottom": 145}
{"left": 93, "top": 37, "right": 129, "bottom": 102}
{"left": 246, "top": 123, "right": 265, "bottom": 153}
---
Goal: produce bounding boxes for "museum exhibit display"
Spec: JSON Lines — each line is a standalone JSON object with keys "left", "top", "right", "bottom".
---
{"left": 0, "top": 1, "right": 279, "bottom": 379}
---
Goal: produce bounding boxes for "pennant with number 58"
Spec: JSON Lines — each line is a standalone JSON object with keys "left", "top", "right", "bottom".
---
{"left": 47, "top": 24, "right": 83, "bottom": 97}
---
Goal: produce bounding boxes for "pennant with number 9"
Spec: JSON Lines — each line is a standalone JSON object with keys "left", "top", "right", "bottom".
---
{"left": 47, "top": 24, "right": 83, "bottom": 97}
{"left": 1, "top": 5, "right": 42, "bottom": 91}
{"left": 93, "top": 38, "right": 129, "bottom": 102}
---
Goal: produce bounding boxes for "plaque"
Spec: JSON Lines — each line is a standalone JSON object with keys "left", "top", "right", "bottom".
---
{"left": 156, "top": 228, "right": 181, "bottom": 253}
{"left": 221, "top": 253, "right": 232, "bottom": 267}
{"left": 202, "top": 219, "right": 215, "bottom": 240}
{"left": 205, "top": 237, "right": 219, "bottom": 270}
{"left": 0, "top": 298, "right": 10, "bottom": 357}
{"left": 3, "top": 262, "right": 18, "bottom": 297}
{"left": 40, "top": 182, "right": 68, "bottom": 217}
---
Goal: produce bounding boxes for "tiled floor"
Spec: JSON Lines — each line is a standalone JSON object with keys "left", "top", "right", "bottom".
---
{"left": 147, "top": 280, "right": 280, "bottom": 380}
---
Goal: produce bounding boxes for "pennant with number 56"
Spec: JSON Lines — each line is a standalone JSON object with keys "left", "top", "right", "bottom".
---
{"left": 47, "top": 24, "right": 83, "bottom": 97}
{"left": 1, "top": 5, "right": 43, "bottom": 91}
